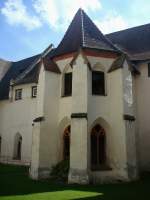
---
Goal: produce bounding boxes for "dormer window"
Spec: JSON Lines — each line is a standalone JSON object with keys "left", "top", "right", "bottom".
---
{"left": 32, "top": 86, "right": 37, "bottom": 98}
{"left": 92, "top": 71, "right": 105, "bottom": 95}
{"left": 15, "top": 89, "right": 22, "bottom": 100}
{"left": 64, "top": 73, "right": 72, "bottom": 96}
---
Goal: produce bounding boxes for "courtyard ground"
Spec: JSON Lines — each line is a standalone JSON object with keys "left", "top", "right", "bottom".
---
{"left": 0, "top": 164, "right": 150, "bottom": 200}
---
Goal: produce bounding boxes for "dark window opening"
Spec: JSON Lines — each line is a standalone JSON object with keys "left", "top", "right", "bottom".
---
{"left": 148, "top": 63, "right": 150, "bottom": 77}
{"left": 17, "top": 137, "right": 22, "bottom": 160}
{"left": 14, "top": 136, "right": 22, "bottom": 160}
{"left": 15, "top": 89, "right": 22, "bottom": 100}
{"left": 63, "top": 125, "right": 70, "bottom": 160}
{"left": 64, "top": 73, "right": 72, "bottom": 96}
{"left": 92, "top": 71, "right": 105, "bottom": 95}
{"left": 32, "top": 86, "right": 37, "bottom": 98}
{"left": 91, "top": 124, "right": 106, "bottom": 170}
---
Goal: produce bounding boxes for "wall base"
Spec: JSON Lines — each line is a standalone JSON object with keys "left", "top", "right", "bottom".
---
{"left": 29, "top": 167, "right": 50, "bottom": 180}
{"left": 68, "top": 168, "right": 89, "bottom": 184}
{"left": 90, "top": 169, "right": 130, "bottom": 184}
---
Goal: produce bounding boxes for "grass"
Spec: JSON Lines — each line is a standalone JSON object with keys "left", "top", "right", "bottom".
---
{"left": 0, "top": 164, "right": 150, "bottom": 200}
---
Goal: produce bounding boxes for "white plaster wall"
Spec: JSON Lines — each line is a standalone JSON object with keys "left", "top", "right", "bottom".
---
{"left": 122, "top": 61, "right": 137, "bottom": 179}
{"left": 135, "top": 62, "right": 150, "bottom": 170}
{"left": 57, "top": 57, "right": 73, "bottom": 123}
{"left": 0, "top": 83, "right": 37, "bottom": 163}
{"left": 56, "top": 54, "right": 129, "bottom": 182}
{"left": 70, "top": 54, "right": 88, "bottom": 168}
{"left": 38, "top": 71, "right": 60, "bottom": 168}
{"left": 87, "top": 56, "right": 129, "bottom": 181}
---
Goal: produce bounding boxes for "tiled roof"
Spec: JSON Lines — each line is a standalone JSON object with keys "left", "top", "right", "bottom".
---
{"left": 52, "top": 9, "right": 118, "bottom": 58}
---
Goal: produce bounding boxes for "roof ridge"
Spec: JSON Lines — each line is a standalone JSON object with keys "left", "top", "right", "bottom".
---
{"left": 80, "top": 9, "right": 85, "bottom": 46}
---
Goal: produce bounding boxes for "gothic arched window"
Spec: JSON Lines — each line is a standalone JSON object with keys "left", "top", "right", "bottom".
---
{"left": 91, "top": 124, "right": 106, "bottom": 170}
{"left": 63, "top": 125, "right": 70, "bottom": 160}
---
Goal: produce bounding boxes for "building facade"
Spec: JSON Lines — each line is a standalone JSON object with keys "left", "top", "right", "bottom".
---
{"left": 0, "top": 9, "right": 150, "bottom": 184}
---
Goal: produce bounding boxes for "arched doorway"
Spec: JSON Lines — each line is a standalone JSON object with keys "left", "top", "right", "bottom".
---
{"left": 63, "top": 125, "right": 70, "bottom": 160}
{"left": 14, "top": 134, "right": 22, "bottom": 160}
{"left": 91, "top": 124, "right": 106, "bottom": 170}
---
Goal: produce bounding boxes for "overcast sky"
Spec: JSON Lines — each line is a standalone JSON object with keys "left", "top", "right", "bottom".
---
{"left": 0, "top": 0, "right": 150, "bottom": 61}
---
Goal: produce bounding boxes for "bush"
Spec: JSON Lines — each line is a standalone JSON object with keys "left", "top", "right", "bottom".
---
{"left": 50, "top": 159, "right": 69, "bottom": 182}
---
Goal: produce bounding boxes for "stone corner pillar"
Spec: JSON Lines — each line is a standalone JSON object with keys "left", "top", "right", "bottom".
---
{"left": 68, "top": 115, "right": 89, "bottom": 184}
{"left": 29, "top": 122, "right": 41, "bottom": 180}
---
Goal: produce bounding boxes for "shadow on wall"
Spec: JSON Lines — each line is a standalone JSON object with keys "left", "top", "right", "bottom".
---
{"left": 0, "top": 164, "right": 150, "bottom": 199}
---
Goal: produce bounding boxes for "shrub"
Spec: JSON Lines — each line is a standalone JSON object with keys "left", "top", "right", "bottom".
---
{"left": 50, "top": 159, "right": 69, "bottom": 182}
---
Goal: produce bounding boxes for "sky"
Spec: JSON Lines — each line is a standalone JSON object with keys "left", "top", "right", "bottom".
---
{"left": 0, "top": 0, "right": 150, "bottom": 61}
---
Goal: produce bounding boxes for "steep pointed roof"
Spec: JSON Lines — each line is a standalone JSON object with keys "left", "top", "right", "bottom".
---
{"left": 53, "top": 9, "right": 118, "bottom": 57}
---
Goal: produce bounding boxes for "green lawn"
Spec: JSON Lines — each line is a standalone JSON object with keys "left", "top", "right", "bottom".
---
{"left": 0, "top": 164, "right": 150, "bottom": 200}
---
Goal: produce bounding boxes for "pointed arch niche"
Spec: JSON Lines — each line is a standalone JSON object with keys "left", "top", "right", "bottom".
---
{"left": 63, "top": 125, "right": 71, "bottom": 160}
{"left": 13, "top": 133, "right": 22, "bottom": 160}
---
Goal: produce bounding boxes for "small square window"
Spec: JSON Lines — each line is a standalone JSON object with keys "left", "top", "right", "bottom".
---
{"left": 92, "top": 71, "right": 105, "bottom": 95}
{"left": 148, "top": 63, "right": 150, "bottom": 77}
{"left": 15, "top": 89, "right": 22, "bottom": 100}
{"left": 64, "top": 73, "right": 72, "bottom": 96}
{"left": 32, "top": 86, "right": 37, "bottom": 98}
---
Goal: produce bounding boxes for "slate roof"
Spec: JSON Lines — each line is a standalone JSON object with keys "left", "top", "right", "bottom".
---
{"left": 108, "top": 54, "right": 140, "bottom": 74}
{"left": 0, "top": 59, "right": 11, "bottom": 81}
{"left": 108, "top": 54, "right": 126, "bottom": 73}
{"left": 106, "top": 23, "right": 150, "bottom": 61}
{"left": 0, "top": 54, "right": 40, "bottom": 100}
{"left": 52, "top": 9, "right": 118, "bottom": 58}
{"left": 14, "top": 48, "right": 60, "bottom": 86}
{"left": 1, "top": 9, "right": 149, "bottom": 100}
{"left": 13, "top": 61, "right": 41, "bottom": 86}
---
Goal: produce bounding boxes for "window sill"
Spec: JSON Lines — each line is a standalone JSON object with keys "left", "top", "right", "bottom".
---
{"left": 92, "top": 94, "right": 107, "bottom": 96}
{"left": 61, "top": 95, "right": 72, "bottom": 98}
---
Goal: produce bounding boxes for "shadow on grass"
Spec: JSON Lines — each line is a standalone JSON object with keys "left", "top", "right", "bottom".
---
{"left": 0, "top": 164, "right": 150, "bottom": 200}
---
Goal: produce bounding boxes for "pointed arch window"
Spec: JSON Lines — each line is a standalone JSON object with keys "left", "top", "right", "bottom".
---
{"left": 14, "top": 134, "right": 22, "bottom": 160}
{"left": 91, "top": 124, "right": 106, "bottom": 170}
{"left": 63, "top": 125, "right": 70, "bottom": 160}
